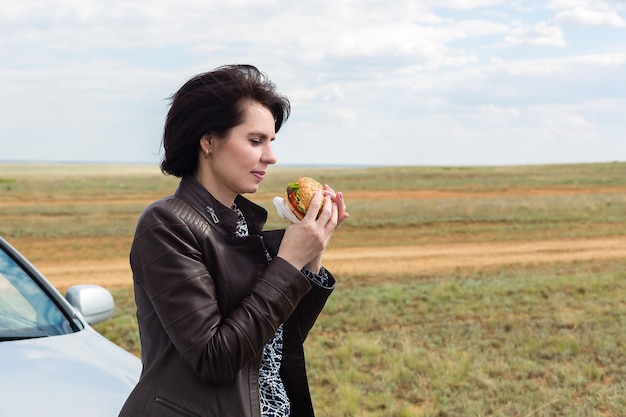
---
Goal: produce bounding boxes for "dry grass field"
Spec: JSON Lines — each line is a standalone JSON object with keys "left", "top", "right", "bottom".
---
{"left": 12, "top": 212, "right": 626, "bottom": 289}
{"left": 4, "top": 180, "right": 626, "bottom": 288}
{"left": 1, "top": 162, "right": 626, "bottom": 416}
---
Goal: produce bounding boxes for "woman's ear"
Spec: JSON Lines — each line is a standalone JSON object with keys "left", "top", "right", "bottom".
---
{"left": 200, "top": 134, "right": 214, "bottom": 159}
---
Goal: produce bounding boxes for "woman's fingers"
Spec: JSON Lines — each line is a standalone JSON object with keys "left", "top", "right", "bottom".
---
{"left": 335, "top": 191, "right": 349, "bottom": 223}
{"left": 323, "top": 185, "right": 348, "bottom": 221}
{"left": 278, "top": 187, "right": 348, "bottom": 270}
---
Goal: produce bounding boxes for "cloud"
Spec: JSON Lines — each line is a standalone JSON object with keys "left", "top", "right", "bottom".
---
{"left": 489, "top": 52, "right": 626, "bottom": 76}
{"left": 554, "top": 7, "right": 626, "bottom": 26}
{"left": 505, "top": 22, "right": 566, "bottom": 46}
{"left": 547, "top": 0, "right": 626, "bottom": 26}
{"left": 433, "top": 0, "right": 504, "bottom": 10}
{"left": 0, "top": 1, "right": 625, "bottom": 166}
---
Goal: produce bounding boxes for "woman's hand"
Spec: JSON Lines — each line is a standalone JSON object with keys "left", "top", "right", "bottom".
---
{"left": 277, "top": 186, "right": 349, "bottom": 272}
{"left": 323, "top": 184, "right": 349, "bottom": 224}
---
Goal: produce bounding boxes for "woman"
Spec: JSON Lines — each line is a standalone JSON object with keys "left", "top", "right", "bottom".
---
{"left": 118, "top": 64, "right": 348, "bottom": 417}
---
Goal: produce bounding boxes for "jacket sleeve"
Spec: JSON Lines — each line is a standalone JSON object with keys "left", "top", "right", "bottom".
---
{"left": 290, "top": 269, "right": 335, "bottom": 343}
{"left": 261, "top": 229, "right": 336, "bottom": 345}
{"left": 130, "top": 203, "right": 312, "bottom": 385}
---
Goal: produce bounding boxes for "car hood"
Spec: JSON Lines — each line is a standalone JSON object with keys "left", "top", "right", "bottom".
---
{"left": 0, "top": 328, "right": 141, "bottom": 417}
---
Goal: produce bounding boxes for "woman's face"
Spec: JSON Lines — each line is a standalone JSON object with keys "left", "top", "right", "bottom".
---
{"left": 200, "top": 100, "right": 278, "bottom": 206}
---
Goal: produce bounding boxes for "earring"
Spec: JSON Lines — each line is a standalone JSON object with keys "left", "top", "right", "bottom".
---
{"left": 204, "top": 149, "right": 210, "bottom": 159}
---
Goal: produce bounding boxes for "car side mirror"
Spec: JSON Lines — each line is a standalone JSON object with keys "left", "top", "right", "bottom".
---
{"left": 66, "top": 285, "right": 115, "bottom": 325}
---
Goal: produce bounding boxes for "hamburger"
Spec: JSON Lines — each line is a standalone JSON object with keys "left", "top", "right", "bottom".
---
{"left": 285, "top": 177, "right": 324, "bottom": 221}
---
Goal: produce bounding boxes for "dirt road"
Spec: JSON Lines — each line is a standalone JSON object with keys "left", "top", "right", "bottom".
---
{"left": 37, "top": 236, "right": 626, "bottom": 289}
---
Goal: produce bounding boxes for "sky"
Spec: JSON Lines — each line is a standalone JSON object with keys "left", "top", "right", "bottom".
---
{"left": 1, "top": 0, "right": 625, "bottom": 167}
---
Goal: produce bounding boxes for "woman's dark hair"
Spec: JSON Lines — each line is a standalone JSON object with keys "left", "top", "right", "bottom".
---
{"left": 160, "top": 64, "right": 291, "bottom": 177}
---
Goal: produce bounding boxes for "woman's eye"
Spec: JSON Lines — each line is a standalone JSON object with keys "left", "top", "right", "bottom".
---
{"left": 250, "top": 138, "right": 262, "bottom": 145}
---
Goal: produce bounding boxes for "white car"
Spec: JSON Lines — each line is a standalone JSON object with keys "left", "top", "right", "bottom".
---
{"left": 0, "top": 237, "right": 141, "bottom": 416}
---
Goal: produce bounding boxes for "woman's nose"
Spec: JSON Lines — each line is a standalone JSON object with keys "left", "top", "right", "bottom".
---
{"left": 263, "top": 144, "right": 277, "bottom": 164}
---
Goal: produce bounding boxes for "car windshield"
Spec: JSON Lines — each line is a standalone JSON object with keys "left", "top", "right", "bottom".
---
{"left": 0, "top": 250, "right": 74, "bottom": 340}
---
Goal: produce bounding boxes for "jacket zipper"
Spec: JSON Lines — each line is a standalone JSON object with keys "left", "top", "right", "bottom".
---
{"left": 155, "top": 397, "right": 201, "bottom": 417}
{"left": 206, "top": 206, "right": 220, "bottom": 224}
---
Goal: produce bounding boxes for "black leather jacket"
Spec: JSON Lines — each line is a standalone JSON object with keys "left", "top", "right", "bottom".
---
{"left": 119, "top": 177, "right": 334, "bottom": 417}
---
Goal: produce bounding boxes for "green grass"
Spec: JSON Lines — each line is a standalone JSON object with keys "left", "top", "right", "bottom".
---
{"left": 305, "top": 259, "right": 626, "bottom": 416}
{"left": 270, "top": 162, "right": 626, "bottom": 191}
{"left": 2, "top": 161, "right": 626, "bottom": 199}
{"left": 95, "top": 258, "right": 626, "bottom": 416}
{"left": 3, "top": 162, "right": 626, "bottom": 241}
{"left": 94, "top": 286, "right": 141, "bottom": 355}
{"left": 3, "top": 161, "right": 626, "bottom": 416}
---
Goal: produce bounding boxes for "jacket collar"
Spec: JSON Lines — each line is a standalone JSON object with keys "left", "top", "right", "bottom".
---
{"left": 175, "top": 176, "right": 268, "bottom": 237}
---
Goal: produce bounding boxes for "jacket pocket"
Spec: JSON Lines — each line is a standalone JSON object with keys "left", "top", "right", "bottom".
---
{"left": 154, "top": 396, "right": 202, "bottom": 417}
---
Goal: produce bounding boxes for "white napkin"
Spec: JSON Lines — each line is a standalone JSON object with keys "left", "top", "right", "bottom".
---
{"left": 273, "top": 196, "right": 302, "bottom": 223}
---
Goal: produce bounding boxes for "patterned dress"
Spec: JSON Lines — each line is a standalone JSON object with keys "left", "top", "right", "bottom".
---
{"left": 232, "top": 204, "right": 328, "bottom": 417}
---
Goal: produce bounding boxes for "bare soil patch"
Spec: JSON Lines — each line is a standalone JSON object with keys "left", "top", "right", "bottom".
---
{"left": 343, "top": 186, "right": 626, "bottom": 200}
{"left": 11, "top": 186, "right": 626, "bottom": 289}
{"left": 322, "top": 237, "right": 626, "bottom": 280}
{"left": 3, "top": 185, "right": 626, "bottom": 208}
{"left": 35, "top": 236, "right": 626, "bottom": 289}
